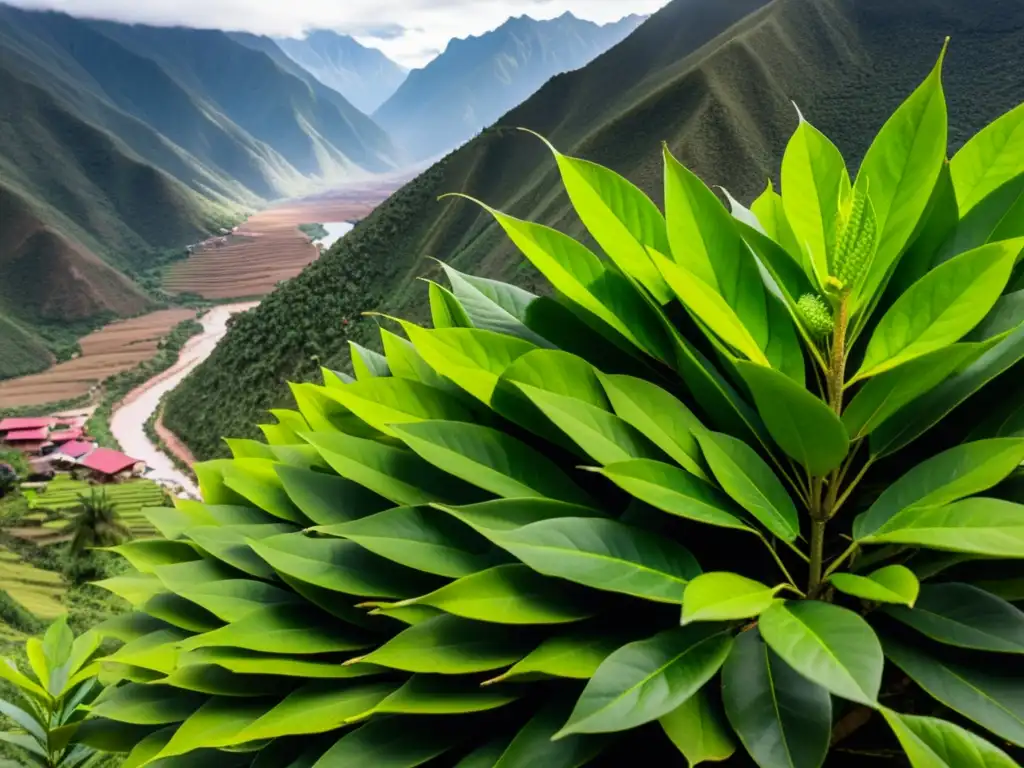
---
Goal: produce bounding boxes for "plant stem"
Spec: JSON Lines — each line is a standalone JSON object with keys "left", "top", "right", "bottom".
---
{"left": 807, "top": 294, "right": 852, "bottom": 595}
{"left": 808, "top": 517, "right": 827, "bottom": 594}
{"left": 757, "top": 533, "right": 800, "bottom": 589}
{"left": 831, "top": 459, "right": 874, "bottom": 517}
{"left": 807, "top": 477, "right": 826, "bottom": 594}
{"left": 823, "top": 542, "right": 859, "bottom": 579}
{"left": 781, "top": 537, "right": 811, "bottom": 562}
{"left": 827, "top": 296, "right": 850, "bottom": 415}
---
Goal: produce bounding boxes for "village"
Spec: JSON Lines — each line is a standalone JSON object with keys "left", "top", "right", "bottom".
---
{"left": 1, "top": 415, "right": 146, "bottom": 482}
{"left": 0, "top": 415, "right": 167, "bottom": 549}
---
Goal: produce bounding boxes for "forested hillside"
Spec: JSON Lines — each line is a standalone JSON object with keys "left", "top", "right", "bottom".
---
{"left": 0, "top": 6, "right": 400, "bottom": 379}
{"left": 164, "top": 0, "right": 1024, "bottom": 459}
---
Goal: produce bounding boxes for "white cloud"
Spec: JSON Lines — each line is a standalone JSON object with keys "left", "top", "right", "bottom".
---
{"left": 3, "top": 0, "right": 671, "bottom": 67}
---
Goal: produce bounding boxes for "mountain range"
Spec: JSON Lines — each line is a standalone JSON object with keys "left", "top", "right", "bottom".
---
{"left": 0, "top": 5, "right": 644, "bottom": 382}
{"left": 274, "top": 31, "right": 408, "bottom": 114}
{"left": 373, "top": 12, "right": 647, "bottom": 161}
{"left": 0, "top": 5, "right": 399, "bottom": 379}
{"left": 162, "top": 0, "right": 1024, "bottom": 459}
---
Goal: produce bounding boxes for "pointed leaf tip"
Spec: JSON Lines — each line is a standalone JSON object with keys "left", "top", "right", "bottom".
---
{"left": 517, "top": 126, "right": 557, "bottom": 152}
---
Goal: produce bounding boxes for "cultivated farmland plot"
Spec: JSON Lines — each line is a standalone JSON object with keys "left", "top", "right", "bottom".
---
{"left": 0, "top": 545, "right": 65, "bottom": 620}
{"left": 0, "top": 308, "right": 195, "bottom": 407}
{"left": 23, "top": 477, "right": 164, "bottom": 540}
{"left": 163, "top": 184, "right": 400, "bottom": 299}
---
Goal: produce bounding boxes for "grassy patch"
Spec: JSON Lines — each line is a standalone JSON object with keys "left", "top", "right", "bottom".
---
{"left": 297, "top": 222, "right": 328, "bottom": 240}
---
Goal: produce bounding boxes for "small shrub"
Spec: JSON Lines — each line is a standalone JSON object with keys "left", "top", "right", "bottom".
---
{"left": 0, "top": 617, "right": 104, "bottom": 767}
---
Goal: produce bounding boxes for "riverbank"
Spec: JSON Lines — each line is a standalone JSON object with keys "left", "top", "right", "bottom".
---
{"left": 109, "top": 302, "right": 257, "bottom": 497}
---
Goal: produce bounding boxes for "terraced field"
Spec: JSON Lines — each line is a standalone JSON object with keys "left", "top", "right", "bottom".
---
{"left": 0, "top": 546, "right": 65, "bottom": 620}
{"left": 162, "top": 181, "right": 402, "bottom": 299}
{"left": 22, "top": 477, "right": 164, "bottom": 542}
{"left": 0, "top": 308, "right": 195, "bottom": 407}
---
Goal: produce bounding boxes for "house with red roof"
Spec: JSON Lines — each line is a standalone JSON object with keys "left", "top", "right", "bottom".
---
{"left": 49, "top": 428, "right": 84, "bottom": 444}
{"left": 51, "top": 440, "right": 96, "bottom": 464}
{"left": 2, "top": 427, "right": 51, "bottom": 454}
{"left": 78, "top": 448, "right": 145, "bottom": 481}
{"left": 0, "top": 417, "right": 53, "bottom": 434}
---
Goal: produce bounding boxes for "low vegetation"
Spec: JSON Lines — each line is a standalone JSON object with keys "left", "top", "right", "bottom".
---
{"left": 0, "top": 544, "right": 65, "bottom": 622}
{"left": 0, "top": 494, "right": 129, "bottom": 766}
{"left": 0, "top": 617, "right": 106, "bottom": 767}
{"left": 298, "top": 222, "right": 329, "bottom": 240}
{"left": 80, "top": 46, "right": 1024, "bottom": 766}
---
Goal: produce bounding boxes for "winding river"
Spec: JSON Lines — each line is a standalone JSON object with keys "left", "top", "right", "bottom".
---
{"left": 109, "top": 302, "right": 258, "bottom": 497}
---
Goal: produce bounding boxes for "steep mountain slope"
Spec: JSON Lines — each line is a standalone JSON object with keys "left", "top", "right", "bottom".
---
{"left": 164, "top": 0, "right": 1024, "bottom": 459}
{"left": 373, "top": 12, "right": 646, "bottom": 161}
{"left": 92, "top": 22, "right": 398, "bottom": 178}
{"left": 275, "top": 31, "right": 408, "bottom": 114}
{"left": 0, "top": 6, "right": 401, "bottom": 380}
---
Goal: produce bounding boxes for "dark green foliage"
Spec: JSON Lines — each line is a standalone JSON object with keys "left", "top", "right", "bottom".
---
{"left": 0, "top": 452, "right": 26, "bottom": 499}
{"left": 68, "top": 489, "right": 130, "bottom": 557}
{"left": 165, "top": 0, "right": 1024, "bottom": 461}
{"left": 0, "top": 315, "right": 51, "bottom": 380}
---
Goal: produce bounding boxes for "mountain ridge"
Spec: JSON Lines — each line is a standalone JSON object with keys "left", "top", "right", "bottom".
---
{"left": 0, "top": 5, "right": 401, "bottom": 381}
{"left": 373, "top": 12, "right": 647, "bottom": 161}
{"left": 274, "top": 31, "right": 408, "bottom": 114}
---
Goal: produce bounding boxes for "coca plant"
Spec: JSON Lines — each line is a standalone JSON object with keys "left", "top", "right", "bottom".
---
{"left": 88, "top": 43, "right": 1024, "bottom": 766}
{"left": 0, "top": 618, "right": 105, "bottom": 767}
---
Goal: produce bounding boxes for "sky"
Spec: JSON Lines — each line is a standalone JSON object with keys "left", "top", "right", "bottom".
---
{"left": 3, "top": 0, "right": 671, "bottom": 67}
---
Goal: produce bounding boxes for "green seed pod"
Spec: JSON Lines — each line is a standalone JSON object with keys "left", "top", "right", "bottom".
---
{"left": 798, "top": 293, "right": 834, "bottom": 337}
{"left": 832, "top": 181, "right": 877, "bottom": 288}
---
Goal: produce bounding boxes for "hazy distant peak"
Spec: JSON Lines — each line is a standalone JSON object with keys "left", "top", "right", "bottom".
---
{"left": 374, "top": 10, "right": 647, "bottom": 162}
{"left": 274, "top": 30, "right": 407, "bottom": 113}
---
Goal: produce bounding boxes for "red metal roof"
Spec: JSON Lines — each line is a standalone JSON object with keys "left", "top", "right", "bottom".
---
{"left": 0, "top": 417, "right": 52, "bottom": 432}
{"left": 50, "top": 428, "right": 84, "bottom": 443}
{"left": 58, "top": 440, "right": 95, "bottom": 458}
{"left": 4, "top": 428, "right": 49, "bottom": 441}
{"left": 79, "top": 448, "right": 140, "bottom": 475}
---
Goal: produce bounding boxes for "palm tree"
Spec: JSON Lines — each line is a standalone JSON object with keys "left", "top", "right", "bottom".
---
{"left": 68, "top": 488, "right": 130, "bottom": 556}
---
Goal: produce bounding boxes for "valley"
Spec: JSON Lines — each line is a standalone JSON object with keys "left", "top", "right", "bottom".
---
{"left": 0, "top": 181, "right": 401, "bottom": 411}
{"left": 162, "top": 178, "right": 404, "bottom": 299}
{"left": 109, "top": 302, "right": 258, "bottom": 496}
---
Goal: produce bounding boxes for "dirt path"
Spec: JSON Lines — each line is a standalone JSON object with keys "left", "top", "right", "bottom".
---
{"left": 154, "top": 412, "right": 197, "bottom": 467}
{"left": 109, "top": 302, "right": 257, "bottom": 497}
